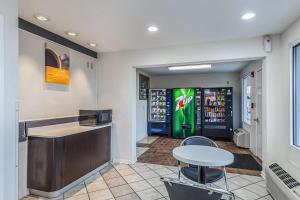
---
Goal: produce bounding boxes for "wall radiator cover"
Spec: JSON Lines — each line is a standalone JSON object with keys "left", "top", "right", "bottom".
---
{"left": 266, "top": 163, "right": 300, "bottom": 200}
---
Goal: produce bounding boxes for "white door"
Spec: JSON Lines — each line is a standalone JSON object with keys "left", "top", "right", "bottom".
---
{"left": 255, "top": 69, "right": 263, "bottom": 159}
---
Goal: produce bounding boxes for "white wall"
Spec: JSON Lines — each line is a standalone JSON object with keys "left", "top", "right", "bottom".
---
{"left": 136, "top": 70, "right": 150, "bottom": 142}
{"left": 98, "top": 36, "right": 270, "bottom": 164}
{"left": 19, "top": 30, "right": 98, "bottom": 120}
{"left": 0, "top": 0, "right": 18, "bottom": 199}
{"left": 267, "top": 17, "right": 300, "bottom": 181}
{"left": 240, "top": 60, "right": 262, "bottom": 154}
{"left": 150, "top": 72, "right": 241, "bottom": 129}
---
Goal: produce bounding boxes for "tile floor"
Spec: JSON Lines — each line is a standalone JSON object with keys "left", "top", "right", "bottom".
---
{"left": 137, "top": 136, "right": 159, "bottom": 145}
{"left": 137, "top": 147, "right": 149, "bottom": 158}
{"left": 137, "top": 136, "right": 262, "bottom": 176}
{"left": 23, "top": 162, "right": 273, "bottom": 200}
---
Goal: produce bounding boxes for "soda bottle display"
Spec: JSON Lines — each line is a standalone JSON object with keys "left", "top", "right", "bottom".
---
{"left": 172, "top": 88, "right": 195, "bottom": 138}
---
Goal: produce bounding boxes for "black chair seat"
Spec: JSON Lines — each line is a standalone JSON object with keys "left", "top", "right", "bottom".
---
{"left": 181, "top": 166, "right": 224, "bottom": 183}
{"left": 161, "top": 177, "right": 235, "bottom": 200}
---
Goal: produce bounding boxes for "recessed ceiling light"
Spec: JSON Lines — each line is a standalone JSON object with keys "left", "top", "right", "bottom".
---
{"left": 241, "top": 12, "right": 256, "bottom": 20}
{"left": 34, "top": 14, "right": 49, "bottom": 22}
{"left": 168, "top": 64, "right": 212, "bottom": 71}
{"left": 88, "top": 43, "right": 97, "bottom": 47}
{"left": 148, "top": 26, "right": 158, "bottom": 32}
{"left": 65, "top": 31, "right": 78, "bottom": 37}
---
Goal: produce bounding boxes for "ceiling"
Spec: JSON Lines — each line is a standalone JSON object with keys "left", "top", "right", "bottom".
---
{"left": 139, "top": 60, "right": 253, "bottom": 76}
{"left": 19, "top": 0, "right": 300, "bottom": 52}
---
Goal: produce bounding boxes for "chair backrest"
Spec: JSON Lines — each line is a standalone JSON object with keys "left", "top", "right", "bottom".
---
{"left": 161, "top": 177, "right": 235, "bottom": 200}
{"left": 181, "top": 136, "right": 218, "bottom": 147}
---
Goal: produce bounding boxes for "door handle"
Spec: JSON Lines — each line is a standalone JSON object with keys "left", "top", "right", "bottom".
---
{"left": 253, "top": 118, "right": 259, "bottom": 122}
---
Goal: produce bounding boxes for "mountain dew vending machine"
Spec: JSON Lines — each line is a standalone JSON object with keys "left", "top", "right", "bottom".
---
{"left": 172, "top": 88, "right": 198, "bottom": 138}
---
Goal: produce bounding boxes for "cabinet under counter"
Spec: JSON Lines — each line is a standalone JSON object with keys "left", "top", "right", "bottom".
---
{"left": 27, "top": 124, "right": 111, "bottom": 198}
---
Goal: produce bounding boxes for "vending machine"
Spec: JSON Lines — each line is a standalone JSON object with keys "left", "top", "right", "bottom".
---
{"left": 202, "top": 87, "right": 233, "bottom": 138}
{"left": 147, "top": 89, "right": 172, "bottom": 136}
{"left": 195, "top": 88, "right": 202, "bottom": 136}
{"left": 172, "top": 88, "right": 195, "bottom": 138}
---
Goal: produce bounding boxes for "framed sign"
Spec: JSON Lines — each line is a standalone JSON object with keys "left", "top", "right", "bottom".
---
{"left": 139, "top": 74, "right": 150, "bottom": 100}
{"left": 45, "top": 42, "right": 70, "bottom": 85}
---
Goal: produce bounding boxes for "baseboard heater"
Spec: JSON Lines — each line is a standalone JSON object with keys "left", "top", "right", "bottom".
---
{"left": 266, "top": 163, "right": 300, "bottom": 200}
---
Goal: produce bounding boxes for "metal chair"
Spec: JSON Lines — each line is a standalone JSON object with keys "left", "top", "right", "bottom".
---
{"left": 161, "top": 177, "right": 235, "bottom": 200}
{"left": 178, "top": 136, "right": 230, "bottom": 191}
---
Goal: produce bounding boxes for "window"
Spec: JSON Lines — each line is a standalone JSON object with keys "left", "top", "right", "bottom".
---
{"left": 242, "top": 75, "right": 251, "bottom": 125}
{"left": 292, "top": 43, "right": 300, "bottom": 148}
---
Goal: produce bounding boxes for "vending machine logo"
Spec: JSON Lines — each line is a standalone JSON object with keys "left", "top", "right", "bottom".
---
{"left": 175, "top": 95, "right": 193, "bottom": 111}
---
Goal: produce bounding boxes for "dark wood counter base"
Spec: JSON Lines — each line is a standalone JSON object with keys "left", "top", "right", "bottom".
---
{"left": 27, "top": 125, "right": 111, "bottom": 198}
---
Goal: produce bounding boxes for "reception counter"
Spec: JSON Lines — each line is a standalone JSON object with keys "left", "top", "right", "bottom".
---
{"left": 27, "top": 123, "right": 111, "bottom": 198}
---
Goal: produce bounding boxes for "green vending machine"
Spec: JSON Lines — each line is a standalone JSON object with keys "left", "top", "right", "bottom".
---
{"left": 172, "top": 88, "right": 195, "bottom": 138}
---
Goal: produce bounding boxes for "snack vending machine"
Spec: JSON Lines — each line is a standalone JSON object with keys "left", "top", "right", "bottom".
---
{"left": 147, "top": 89, "right": 172, "bottom": 136}
{"left": 202, "top": 87, "right": 233, "bottom": 138}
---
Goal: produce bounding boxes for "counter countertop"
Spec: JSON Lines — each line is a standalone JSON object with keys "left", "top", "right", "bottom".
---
{"left": 28, "top": 123, "right": 112, "bottom": 138}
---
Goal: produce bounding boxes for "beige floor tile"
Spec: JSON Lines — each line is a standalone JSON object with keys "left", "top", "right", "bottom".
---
{"left": 154, "top": 168, "right": 173, "bottom": 176}
{"left": 85, "top": 172, "right": 104, "bottom": 184}
{"left": 89, "top": 189, "right": 114, "bottom": 200}
{"left": 22, "top": 196, "right": 63, "bottom": 200}
{"left": 229, "top": 176, "right": 252, "bottom": 187}
{"left": 166, "top": 166, "right": 178, "bottom": 173}
{"left": 122, "top": 173, "right": 144, "bottom": 183}
{"left": 137, "top": 188, "right": 163, "bottom": 200}
{"left": 86, "top": 179, "right": 108, "bottom": 193}
{"left": 244, "top": 183, "right": 269, "bottom": 197}
{"left": 139, "top": 171, "right": 159, "bottom": 179}
{"left": 146, "top": 164, "right": 165, "bottom": 170}
{"left": 154, "top": 185, "right": 168, "bottom": 197}
{"left": 102, "top": 169, "right": 121, "bottom": 180}
{"left": 110, "top": 184, "right": 134, "bottom": 197}
{"left": 105, "top": 177, "right": 127, "bottom": 188}
{"left": 214, "top": 179, "right": 241, "bottom": 191}
{"left": 64, "top": 193, "right": 89, "bottom": 200}
{"left": 233, "top": 188, "right": 260, "bottom": 200}
{"left": 117, "top": 168, "right": 136, "bottom": 176}
{"left": 115, "top": 193, "right": 141, "bottom": 200}
{"left": 146, "top": 177, "right": 164, "bottom": 187}
{"left": 137, "top": 136, "right": 158, "bottom": 144}
{"left": 160, "top": 173, "right": 177, "bottom": 179}
{"left": 100, "top": 165, "right": 115, "bottom": 174}
{"left": 137, "top": 147, "right": 149, "bottom": 157}
{"left": 64, "top": 183, "right": 87, "bottom": 198}
{"left": 132, "top": 165, "right": 151, "bottom": 173}
{"left": 257, "top": 180, "right": 266, "bottom": 187}
{"left": 263, "top": 195, "right": 274, "bottom": 200}
{"left": 227, "top": 173, "right": 240, "bottom": 179}
{"left": 240, "top": 174, "right": 263, "bottom": 183}
{"left": 129, "top": 180, "right": 152, "bottom": 192}
{"left": 130, "top": 162, "right": 146, "bottom": 167}
{"left": 113, "top": 163, "right": 131, "bottom": 170}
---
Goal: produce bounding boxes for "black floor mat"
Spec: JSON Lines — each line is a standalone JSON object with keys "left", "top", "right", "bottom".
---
{"left": 228, "top": 153, "right": 262, "bottom": 171}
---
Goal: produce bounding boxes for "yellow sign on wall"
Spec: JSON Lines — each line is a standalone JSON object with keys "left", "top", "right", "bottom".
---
{"left": 45, "top": 44, "right": 70, "bottom": 85}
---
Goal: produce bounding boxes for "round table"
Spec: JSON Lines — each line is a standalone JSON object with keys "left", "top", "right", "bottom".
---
{"left": 173, "top": 145, "right": 234, "bottom": 184}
